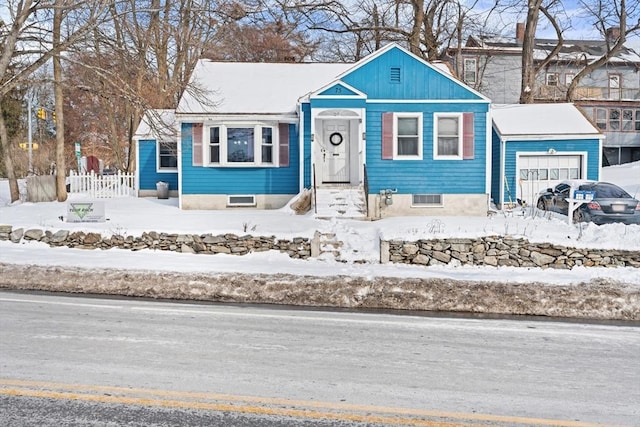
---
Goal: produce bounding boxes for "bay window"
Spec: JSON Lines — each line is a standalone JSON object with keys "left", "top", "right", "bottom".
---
{"left": 206, "top": 124, "right": 277, "bottom": 166}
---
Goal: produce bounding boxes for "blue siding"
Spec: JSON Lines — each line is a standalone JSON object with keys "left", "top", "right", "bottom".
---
{"left": 365, "top": 103, "right": 489, "bottom": 195}
{"left": 500, "top": 138, "right": 601, "bottom": 205}
{"left": 138, "top": 139, "right": 178, "bottom": 191}
{"left": 181, "top": 123, "right": 299, "bottom": 195}
{"left": 341, "top": 47, "right": 483, "bottom": 101}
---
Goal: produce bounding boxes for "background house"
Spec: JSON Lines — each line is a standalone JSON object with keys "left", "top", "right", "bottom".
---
{"left": 449, "top": 24, "right": 640, "bottom": 166}
{"left": 491, "top": 103, "right": 604, "bottom": 209}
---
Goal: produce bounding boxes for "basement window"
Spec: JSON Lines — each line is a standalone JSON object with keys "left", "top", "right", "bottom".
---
{"left": 227, "top": 195, "right": 256, "bottom": 207}
{"left": 412, "top": 194, "right": 443, "bottom": 207}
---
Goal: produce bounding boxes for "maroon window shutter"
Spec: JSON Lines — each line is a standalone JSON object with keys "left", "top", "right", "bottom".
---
{"left": 382, "top": 112, "right": 394, "bottom": 159}
{"left": 279, "top": 123, "right": 290, "bottom": 167}
{"left": 462, "top": 112, "right": 475, "bottom": 160}
{"left": 192, "top": 123, "right": 203, "bottom": 166}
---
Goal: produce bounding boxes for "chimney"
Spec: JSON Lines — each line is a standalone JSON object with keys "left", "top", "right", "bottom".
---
{"left": 606, "top": 27, "right": 621, "bottom": 44}
{"left": 516, "top": 22, "right": 525, "bottom": 43}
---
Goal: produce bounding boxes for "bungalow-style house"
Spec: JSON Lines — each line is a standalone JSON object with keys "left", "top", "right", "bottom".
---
{"left": 492, "top": 103, "right": 604, "bottom": 209}
{"left": 448, "top": 24, "right": 640, "bottom": 165}
{"left": 136, "top": 43, "right": 493, "bottom": 218}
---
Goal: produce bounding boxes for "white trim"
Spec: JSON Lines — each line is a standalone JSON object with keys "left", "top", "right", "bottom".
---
{"left": 156, "top": 141, "right": 178, "bottom": 173}
{"left": 433, "top": 112, "right": 464, "bottom": 160}
{"left": 367, "top": 99, "right": 490, "bottom": 104}
{"left": 310, "top": 80, "right": 367, "bottom": 99}
{"left": 227, "top": 194, "right": 257, "bottom": 207}
{"left": 178, "top": 113, "right": 298, "bottom": 123}
{"left": 298, "top": 104, "right": 305, "bottom": 193}
{"left": 177, "top": 126, "right": 183, "bottom": 209}
{"left": 134, "top": 139, "right": 140, "bottom": 197}
{"left": 393, "top": 113, "right": 423, "bottom": 160}
{"left": 485, "top": 108, "right": 492, "bottom": 196}
{"left": 499, "top": 134, "right": 606, "bottom": 142}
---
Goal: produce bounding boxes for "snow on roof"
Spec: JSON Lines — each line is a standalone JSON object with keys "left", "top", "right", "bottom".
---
{"left": 177, "top": 61, "right": 352, "bottom": 115}
{"left": 492, "top": 103, "right": 602, "bottom": 137}
{"left": 134, "top": 109, "right": 176, "bottom": 140}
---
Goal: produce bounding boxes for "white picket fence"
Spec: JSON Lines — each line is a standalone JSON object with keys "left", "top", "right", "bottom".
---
{"left": 68, "top": 170, "right": 136, "bottom": 198}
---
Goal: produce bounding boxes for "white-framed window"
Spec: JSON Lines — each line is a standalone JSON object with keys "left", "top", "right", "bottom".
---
{"left": 412, "top": 194, "right": 443, "bottom": 207}
{"left": 546, "top": 73, "right": 559, "bottom": 86}
{"left": 608, "top": 74, "right": 621, "bottom": 99}
{"left": 565, "top": 73, "right": 574, "bottom": 85}
{"left": 433, "top": 113, "right": 463, "bottom": 160}
{"left": 463, "top": 57, "right": 477, "bottom": 84}
{"left": 206, "top": 123, "right": 277, "bottom": 166}
{"left": 393, "top": 113, "right": 423, "bottom": 160}
{"left": 157, "top": 141, "right": 177, "bottom": 171}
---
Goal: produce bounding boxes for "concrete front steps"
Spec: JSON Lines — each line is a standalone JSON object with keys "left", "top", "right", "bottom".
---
{"left": 313, "top": 186, "right": 367, "bottom": 220}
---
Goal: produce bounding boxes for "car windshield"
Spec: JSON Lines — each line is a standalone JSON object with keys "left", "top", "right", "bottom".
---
{"left": 580, "top": 183, "right": 631, "bottom": 199}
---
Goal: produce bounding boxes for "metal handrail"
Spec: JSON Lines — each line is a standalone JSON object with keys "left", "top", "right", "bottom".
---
{"left": 363, "top": 163, "right": 369, "bottom": 217}
{"left": 312, "top": 163, "right": 317, "bottom": 214}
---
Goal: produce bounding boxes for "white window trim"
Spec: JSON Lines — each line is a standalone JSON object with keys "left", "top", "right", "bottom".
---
{"left": 227, "top": 195, "right": 257, "bottom": 207}
{"left": 393, "top": 113, "right": 423, "bottom": 160}
{"left": 156, "top": 140, "right": 178, "bottom": 173}
{"left": 205, "top": 123, "right": 279, "bottom": 167}
{"left": 463, "top": 57, "right": 477, "bottom": 84}
{"left": 433, "top": 113, "right": 463, "bottom": 160}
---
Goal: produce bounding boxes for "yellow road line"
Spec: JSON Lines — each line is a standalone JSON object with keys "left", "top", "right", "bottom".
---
{"left": 0, "top": 379, "right": 613, "bottom": 427}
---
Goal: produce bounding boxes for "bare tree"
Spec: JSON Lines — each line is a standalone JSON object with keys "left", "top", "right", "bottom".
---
{"left": 519, "top": 0, "right": 565, "bottom": 103}
{"left": 0, "top": 0, "right": 111, "bottom": 202}
{"left": 565, "top": 0, "right": 640, "bottom": 101}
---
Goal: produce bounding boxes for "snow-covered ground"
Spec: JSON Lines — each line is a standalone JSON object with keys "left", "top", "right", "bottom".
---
{"left": 1, "top": 162, "right": 639, "bottom": 286}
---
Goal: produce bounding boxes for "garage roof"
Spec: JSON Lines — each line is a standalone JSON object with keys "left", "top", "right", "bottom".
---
{"left": 492, "top": 103, "right": 602, "bottom": 138}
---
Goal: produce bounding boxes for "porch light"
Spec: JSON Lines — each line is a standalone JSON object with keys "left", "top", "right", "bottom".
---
{"left": 362, "top": 132, "right": 366, "bottom": 140}
{"left": 547, "top": 148, "right": 556, "bottom": 155}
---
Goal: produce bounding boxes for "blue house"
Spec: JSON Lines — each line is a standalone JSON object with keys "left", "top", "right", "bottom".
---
{"left": 135, "top": 43, "right": 495, "bottom": 218}
{"left": 491, "top": 103, "right": 604, "bottom": 208}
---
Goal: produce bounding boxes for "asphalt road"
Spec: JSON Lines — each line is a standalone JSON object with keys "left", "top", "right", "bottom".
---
{"left": 1, "top": 290, "right": 639, "bottom": 426}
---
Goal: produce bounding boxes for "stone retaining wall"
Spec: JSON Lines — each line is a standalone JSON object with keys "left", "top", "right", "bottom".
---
{"left": 382, "top": 236, "right": 640, "bottom": 269}
{"left": 0, "top": 225, "right": 312, "bottom": 259}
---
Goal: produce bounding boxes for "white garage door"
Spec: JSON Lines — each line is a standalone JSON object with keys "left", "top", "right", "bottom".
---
{"left": 517, "top": 155, "right": 583, "bottom": 206}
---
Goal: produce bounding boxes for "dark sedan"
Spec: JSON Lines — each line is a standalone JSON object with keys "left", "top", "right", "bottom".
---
{"left": 536, "top": 181, "right": 640, "bottom": 225}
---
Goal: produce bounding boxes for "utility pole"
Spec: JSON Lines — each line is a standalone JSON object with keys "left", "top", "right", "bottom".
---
{"left": 27, "top": 96, "right": 33, "bottom": 175}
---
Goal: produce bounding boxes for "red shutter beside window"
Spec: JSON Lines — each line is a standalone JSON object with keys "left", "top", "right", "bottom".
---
{"left": 279, "top": 123, "right": 290, "bottom": 167}
{"left": 462, "top": 112, "right": 475, "bottom": 160}
{"left": 192, "top": 123, "right": 203, "bottom": 166}
{"left": 382, "top": 112, "right": 394, "bottom": 159}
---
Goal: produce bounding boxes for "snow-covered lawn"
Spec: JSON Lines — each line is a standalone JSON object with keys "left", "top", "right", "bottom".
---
{"left": 1, "top": 161, "right": 639, "bottom": 286}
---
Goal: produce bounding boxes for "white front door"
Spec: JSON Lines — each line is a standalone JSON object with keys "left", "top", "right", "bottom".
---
{"left": 322, "top": 120, "right": 350, "bottom": 183}
{"left": 517, "top": 155, "right": 583, "bottom": 205}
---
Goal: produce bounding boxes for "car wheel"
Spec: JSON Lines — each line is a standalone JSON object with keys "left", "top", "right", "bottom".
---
{"left": 536, "top": 198, "right": 547, "bottom": 210}
{"left": 573, "top": 209, "right": 585, "bottom": 224}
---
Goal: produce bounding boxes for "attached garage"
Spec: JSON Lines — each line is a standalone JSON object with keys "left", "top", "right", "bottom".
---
{"left": 491, "top": 103, "right": 604, "bottom": 209}
{"left": 517, "top": 154, "right": 585, "bottom": 207}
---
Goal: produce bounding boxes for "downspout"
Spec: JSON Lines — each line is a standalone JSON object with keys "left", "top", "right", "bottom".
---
{"left": 297, "top": 103, "right": 304, "bottom": 192}
{"left": 177, "top": 123, "right": 183, "bottom": 209}
{"left": 485, "top": 104, "right": 492, "bottom": 207}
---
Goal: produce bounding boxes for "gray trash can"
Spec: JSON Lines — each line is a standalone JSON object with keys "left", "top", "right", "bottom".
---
{"left": 156, "top": 181, "right": 169, "bottom": 199}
